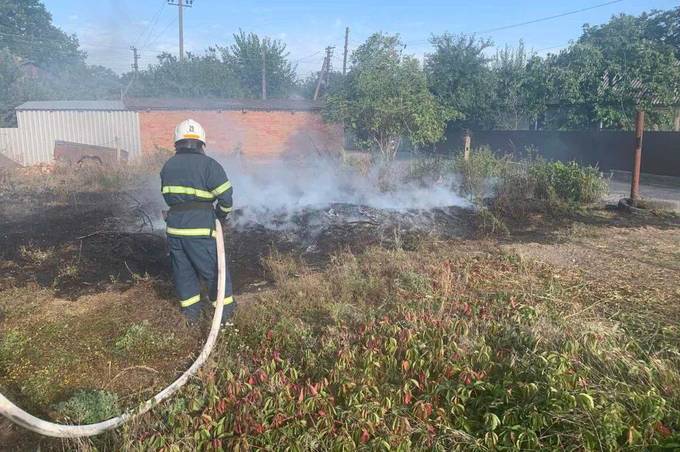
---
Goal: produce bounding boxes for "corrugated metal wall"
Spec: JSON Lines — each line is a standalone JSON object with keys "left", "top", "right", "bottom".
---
{"left": 10, "top": 110, "right": 141, "bottom": 165}
{"left": 0, "top": 128, "right": 21, "bottom": 163}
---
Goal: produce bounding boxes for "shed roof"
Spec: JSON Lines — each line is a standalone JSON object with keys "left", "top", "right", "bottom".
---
{"left": 16, "top": 100, "right": 126, "bottom": 111}
{"left": 123, "top": 98, "right": 323, "bottom": 112}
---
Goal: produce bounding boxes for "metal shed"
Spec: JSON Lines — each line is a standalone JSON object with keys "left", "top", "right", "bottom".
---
{"left": 6, "top": 100, "right": 141, "bottom": 165}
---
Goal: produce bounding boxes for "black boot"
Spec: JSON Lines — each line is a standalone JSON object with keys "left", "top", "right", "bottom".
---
{"left": 182, "top": 303, "right": 202, "bottom": 325}
{"left": 220, "top": 299, "right": 237, "bottom": 327}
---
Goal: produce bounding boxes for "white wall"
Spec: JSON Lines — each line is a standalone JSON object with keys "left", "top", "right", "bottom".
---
{"left": 6, "top": 110, "right": 141, "bottom": 165}
{"left": 0, "top": 128, "right": 21, "bottom": 163}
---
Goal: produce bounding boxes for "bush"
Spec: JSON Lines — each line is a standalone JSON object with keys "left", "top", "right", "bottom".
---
{"left": 406, "top": 156, "right": 455, "bottom": 185}
{"left": 54, "top": 390, "right": 120, "bottom": 424}
{"left": 453, "top": 147, "right": 508, "bottom": 202}
{"left": 530, "top": 160, "right": 607, "bottom": 204}
{"left": 492, "top": 159, "right": 535, "bottom": 219}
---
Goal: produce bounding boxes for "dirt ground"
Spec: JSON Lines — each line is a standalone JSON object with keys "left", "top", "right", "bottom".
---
{"left": 0, "top": 181, "right": 678, "bottom": 450}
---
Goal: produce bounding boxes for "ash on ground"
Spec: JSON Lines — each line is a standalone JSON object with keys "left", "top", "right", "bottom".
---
{"left": 228, "top": 203, "right": 472, "bottom": 288}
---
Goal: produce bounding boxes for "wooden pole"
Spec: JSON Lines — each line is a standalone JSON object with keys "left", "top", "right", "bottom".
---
{"left": 313, "top": 56, "right": 326, "bottom": 101}
{"left": 630, "top": 110, "right": 644, "bottom": 203}
{"left": 323, "top": 47, "right": 333, "bottom": 88}
{"left": 463, "top": 130, "right": 471, "bottom": 161}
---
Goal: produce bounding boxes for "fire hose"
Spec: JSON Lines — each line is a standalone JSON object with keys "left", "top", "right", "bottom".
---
{"left": 0, "top": 220, "right": 227, "bottom": 438}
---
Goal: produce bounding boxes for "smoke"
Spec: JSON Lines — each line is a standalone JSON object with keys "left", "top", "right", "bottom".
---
{"left": 218, "top": 154, "right": 468, "bottom": 231}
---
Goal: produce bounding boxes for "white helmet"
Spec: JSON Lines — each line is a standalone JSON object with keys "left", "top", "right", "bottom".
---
{"left": 174, "top": 119, "right": 206, "bottom": 145}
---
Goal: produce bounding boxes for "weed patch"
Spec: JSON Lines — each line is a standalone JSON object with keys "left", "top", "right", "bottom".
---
{"left": 114, "top": 321, "right": 169, "bottom": 359}
{"left": 54, "top": 390, "right": 120, "bottom": 424}
{"left": 120, "top": 245, "right": 680, "bottom": 450}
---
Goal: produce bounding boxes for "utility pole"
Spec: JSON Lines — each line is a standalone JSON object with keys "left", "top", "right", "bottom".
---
{"left": 313, "top": 53, "right": 327, "bottom": 101}
{"left": 343, "top": 27, "right": 349, "bottom": 76}
{"left": 130, "top": 46, "right": 140, "bottom": 73}
{"left": 630, "top": 110, "right": 645, "bottom": 204}
{"left": 314, "top": 46, "right": 334, "bottom": 101}
{"left": 323, "top": 46, "right": 333, "bottom": 86}
{"left": 261, "top": 47, "right": 267, "bottom": 100}
{"left": 167, "top": 0, "right": 193, "bottom": 61}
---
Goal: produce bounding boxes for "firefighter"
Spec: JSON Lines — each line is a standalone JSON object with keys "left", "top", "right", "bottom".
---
{"left": 160, "top": 119, "right": 236, "bottom": 325}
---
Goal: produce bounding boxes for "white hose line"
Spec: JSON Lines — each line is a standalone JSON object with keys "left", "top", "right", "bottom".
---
{"left": 0, "top": 220, "right": 227, "bottom": 438}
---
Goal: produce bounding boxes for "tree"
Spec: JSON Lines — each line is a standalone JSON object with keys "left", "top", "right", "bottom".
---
{"left": 0, "top": 0, "right": 83, "bottom": 67}
{"left": 543, "top": 12, "right": 680, "bottom": 130}
{"left": 220, "top": 30, "right": 297, "bottom": 99}
{"left": 298, "top": 70, "right": 344, "bottom": 100}
{"left": 645, "top": 7, "right": 679, "bottom": 58}
{"left": 325, "top": 33, "right": 448, "bottom": 160}
{"left": 425, "top": 34, "right": 494, "bottom": 129}
{"left": 491, "top": 41, "right": 533, "bottom": 129}
{"left": 125, "top": 49, "right": 243, "bottom": 98}
{"left": 581, "top": 13, "right": 679, "bottom": 128}
{"left": 0, "top": 1, "right": 120, "bottom": 126}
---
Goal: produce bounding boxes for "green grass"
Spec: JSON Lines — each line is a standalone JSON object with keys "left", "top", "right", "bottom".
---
{"left": 114, "top": 321, "right": 166, "bottom": 357}
{"left": 0, "top": 330, "right": 28, "bottom": 368}
{"left": 54, "top": 390, "right": 120, "bottom": 424}
{"left": 116, "top": 245, "right": 680, "bottom": 451}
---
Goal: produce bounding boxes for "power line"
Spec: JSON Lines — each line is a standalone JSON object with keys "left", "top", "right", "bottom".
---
{"left": 399, "top": 0, "right": 626, "bottom": 47}
{"left": 145, "top": 16, "right": 178, "bottom": 50}
{"left": 473, "top": 0, "right": 625, "bottom": 34}
{"left": 133, "top": 0, "right": 166, "bottom": 48}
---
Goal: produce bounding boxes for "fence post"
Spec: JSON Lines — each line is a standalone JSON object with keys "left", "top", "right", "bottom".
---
{"left": 630, "top": 110, "right": 644, "bottom": 204}
{"left": 463, "top": 130, "right": 471, "bottom": 161}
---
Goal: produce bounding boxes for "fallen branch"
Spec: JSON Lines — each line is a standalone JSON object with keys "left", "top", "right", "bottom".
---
{"left": 77, "top": 231, "right": 107, "bottom": 240}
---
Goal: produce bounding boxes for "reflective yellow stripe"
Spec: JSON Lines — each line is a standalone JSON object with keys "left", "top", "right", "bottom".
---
{"left": 182, "top": 133, "right": 201, "bottom": 139}
{"left": 167, "top": 227, "right": 217, "bottom": 238}
{"left": 211, "top": 296, "right": 234, "bottom": 307}
{"left": 180, "top": 294, "right": 201, "bottom": 308}
{"left": 162, "top": 185, "right": 214, "bottom": 199}
{"left": 211, "top": 180, "right": 232, "bottom": 196}
{"left": 219, "top": 205, "right": 232, "bottom": 213}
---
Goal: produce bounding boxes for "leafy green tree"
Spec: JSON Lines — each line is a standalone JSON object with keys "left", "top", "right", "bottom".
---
{"left": 0, "top": 49, "right": 26, "bottom": 125}
{"left": 581, "top": 13, "right": 679, "bottom": 128}
{"left": 298, "top": 70, "right": 344, "bottom": 100}
{"left": 0, "top": 1, "right": 120, "bottom": 126}
{"left": 125, "top": 49, "right": 243, "bottom": 98}
{"left": 0, "top": 0, "right": 83, "bottom": 66}
{"left": 425, "top": 34, "right": 494, "bottom": 129}
{"left": 491, "top": 41, "right": 532, "bottom": 129}
{"left": 220, "top": 30, "right": 296, "bottom": 99}
{"left": 645, "top": 7, "right": 679, "bottom": 58}
{"left": 521, "top": 55, "right": 555, "bottom": 129}
{"left": 326, "top": 33, "right": 448, "bottom": 160}
{"left": 543, "top": 12, "right": 680, "bottom": 130}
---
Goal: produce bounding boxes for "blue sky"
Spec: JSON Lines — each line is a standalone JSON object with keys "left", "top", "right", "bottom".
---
{"left": 43, "top": 0, "right": 678, "bottom": 75}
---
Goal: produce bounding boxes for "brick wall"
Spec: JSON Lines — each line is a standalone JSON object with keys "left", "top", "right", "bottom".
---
{"left": 139, "top": 110, "right": 344, "bottom": 160}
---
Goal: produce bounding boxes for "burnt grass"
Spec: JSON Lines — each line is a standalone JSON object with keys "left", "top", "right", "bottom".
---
{"left": 0, "top": 191, "right": 167, "bottom": 298}
{"left": 1, "top": 185, "right": 679, "bottom": 450}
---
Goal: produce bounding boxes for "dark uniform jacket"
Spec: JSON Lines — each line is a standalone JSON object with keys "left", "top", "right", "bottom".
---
{"left": 160, "top": 148, "right": 233, "bottom": 237}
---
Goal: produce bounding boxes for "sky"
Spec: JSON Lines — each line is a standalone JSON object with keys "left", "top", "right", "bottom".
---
{"left": 43, "top": 0, "right": 679, "bottom": 75}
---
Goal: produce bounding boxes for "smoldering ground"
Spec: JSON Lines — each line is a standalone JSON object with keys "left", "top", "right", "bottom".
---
{"left": 218, "top": 154, "right": 469, "bottom": 232}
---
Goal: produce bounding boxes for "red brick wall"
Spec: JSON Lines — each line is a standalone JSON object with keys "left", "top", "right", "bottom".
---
{"left": 139, "top": 110, "right": 343, "bottom": 160}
